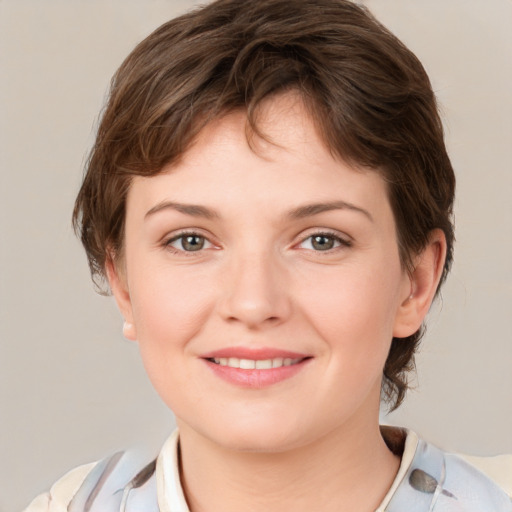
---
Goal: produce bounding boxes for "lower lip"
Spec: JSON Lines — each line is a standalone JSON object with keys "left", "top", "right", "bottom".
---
{"left": 203, "top": 359, "right": 310, "bottom": 388}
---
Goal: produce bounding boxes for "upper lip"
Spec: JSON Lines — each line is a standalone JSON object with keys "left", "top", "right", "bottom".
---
{"left": 201, "top": 347, "right": 311, "bottom": 360}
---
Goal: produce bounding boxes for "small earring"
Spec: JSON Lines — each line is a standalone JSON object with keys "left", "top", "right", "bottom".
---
{"left": 123, "top": 321, "right": 136, "bottom": 340}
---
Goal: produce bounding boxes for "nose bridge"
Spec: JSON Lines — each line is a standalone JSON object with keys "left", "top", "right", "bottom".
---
{"left": 219, "top": 243, "right": 291, "bottom": 328}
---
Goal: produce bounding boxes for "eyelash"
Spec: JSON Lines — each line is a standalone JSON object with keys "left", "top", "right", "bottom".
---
{"left": 163, "top": 230, "right": 352, "bottom": 257}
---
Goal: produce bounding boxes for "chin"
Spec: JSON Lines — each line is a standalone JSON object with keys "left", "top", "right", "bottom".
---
{"left": 218, "top": 431, "right": 300, "bottom": 454}
{"left": 243, "top": 420, "right": 335, "bottom": 455}
{"left": 187, "top": 412, "right": 310, "bottom": 454}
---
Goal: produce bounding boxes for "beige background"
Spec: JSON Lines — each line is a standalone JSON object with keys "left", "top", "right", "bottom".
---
{"left": 1, "top": 1, "right": 511, "bottom": 510}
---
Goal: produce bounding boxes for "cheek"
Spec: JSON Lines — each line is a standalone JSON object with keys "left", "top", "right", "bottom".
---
{"left": 129, "top": 261, "right": 215, "bottom": 352}
{"left": 128, "top": 263, "right": 217, "bottom": 403}
{"left": 295, "top": 263, "right": 405, "bottom": 410}
{"left": 295, "top": 260, "right": 404, "bottom": 358}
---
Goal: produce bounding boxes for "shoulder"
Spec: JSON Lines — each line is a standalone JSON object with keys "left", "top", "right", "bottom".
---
{"left": 458, "top": 452, "right": 512, "bottom": 498}
{"left": 446, "top": 454, "right": 512, "bottom": 499}
{"left": 22, "top": 451, "right": 158, "bottom": 512}
{"left": 412, "top": 436, "right": 512, "bottom": 511}
{"left": 23, "top": 462, "right": 97, "bottom": 512}
{"left": 381, "top": 428, "right": 512, "bottom": 511}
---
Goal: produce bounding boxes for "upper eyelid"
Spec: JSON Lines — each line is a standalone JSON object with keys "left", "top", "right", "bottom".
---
{"left": 295, "top": 232, "right": 351, "bottom": 249}
{"left": 164, "top": 228, "right": 212, "bottom": 243}
{"left": 296, "top": 228, "right": 352, "bottom": 244}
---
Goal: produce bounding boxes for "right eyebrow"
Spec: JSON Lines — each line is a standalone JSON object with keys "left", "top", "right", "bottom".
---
{"left": 144, "top": 201, "right": 221, "bottom": 220}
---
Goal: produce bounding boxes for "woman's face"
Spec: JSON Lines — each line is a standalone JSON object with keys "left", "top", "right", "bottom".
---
{"left": 114, "top": 95, "right": 413, "bottom": 452}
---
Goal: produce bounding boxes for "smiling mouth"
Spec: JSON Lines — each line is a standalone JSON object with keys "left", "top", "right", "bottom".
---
{"left": 207, "top": 357, "right": 305, "bottom": 369}
{"left": 203, "top": 352, "right": 312, "bottom": 387}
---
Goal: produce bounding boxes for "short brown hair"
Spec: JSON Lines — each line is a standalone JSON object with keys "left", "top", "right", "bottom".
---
{"left": 73, "top": 0, "right": 455, "bottom": 410}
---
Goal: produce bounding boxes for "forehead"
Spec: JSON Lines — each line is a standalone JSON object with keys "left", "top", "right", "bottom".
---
{"left": 127, "top": 94, "right": 392, "bottom": 224}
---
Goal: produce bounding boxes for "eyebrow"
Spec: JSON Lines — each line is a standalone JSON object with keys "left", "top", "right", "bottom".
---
{"left": 286, "top": 200, "right": 373, "bottom": 222}
{"left": 145, "top": 201, "right": 220, "bottom": 220}
{"left": 145, "top": 200, "right": 373, "bottom": 222}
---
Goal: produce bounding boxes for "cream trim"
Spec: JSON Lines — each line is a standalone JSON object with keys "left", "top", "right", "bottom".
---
{"left": 157, "top": 429, "right": 190, "bottom": 512}
{"left": 22, "top": 492, "right": 50, "bottom": 512}
{"left": 22, "top": 462, "right": 97, "bottom": 512}
{"left": 375, "top": 429, "right": 419, "bottom": 511}
{"left": 156, "top": 428, "right": 423, "bottom": 512}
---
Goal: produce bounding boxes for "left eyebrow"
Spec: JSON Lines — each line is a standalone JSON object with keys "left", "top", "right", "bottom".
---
{"left": 285, "top": 200, "right": 373, "bottom": 222}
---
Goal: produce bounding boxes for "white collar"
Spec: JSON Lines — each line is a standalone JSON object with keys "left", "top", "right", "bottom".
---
{"left": 155, "top": 428, "right": 420, "bottom": 512}
{"left": 157, "top": 429, "right": 189, "bottom": 512}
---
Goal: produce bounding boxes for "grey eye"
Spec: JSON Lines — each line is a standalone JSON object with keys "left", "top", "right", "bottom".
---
{"left": 180, "top": 235, "right": 205, "bottom": 251}
{"left": 167, "top": 233, "right": 212, "bottom": 252}
{"left": 311, "top": 235, "right": 336, "bottom": 251}
{"left": 298, "top": 232, "right": 350, "bottom": 253}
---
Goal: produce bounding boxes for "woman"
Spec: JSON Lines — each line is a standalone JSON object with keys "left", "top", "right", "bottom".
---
{"left": 24, "top": 0, "right": 511, "bottom": 510}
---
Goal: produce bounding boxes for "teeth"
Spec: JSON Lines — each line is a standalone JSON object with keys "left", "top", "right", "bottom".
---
{"left": 239, "top": 359, "right": 255, "bottom": 369}
{"left": 255, "top": 359, "right": 272, "bottom": 369}
{"left": 272, "top": 357, "right": 283, "bottom": 368}
{"left": 212, "top": 357, "right": 302, "bottom": 369}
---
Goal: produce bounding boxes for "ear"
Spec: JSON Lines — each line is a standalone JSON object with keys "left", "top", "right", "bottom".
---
{"left": 106, "top": 255, "right": 137, "bottom": 341}
{"left": 393, "top": 229, "right": 447, "bottom": 338}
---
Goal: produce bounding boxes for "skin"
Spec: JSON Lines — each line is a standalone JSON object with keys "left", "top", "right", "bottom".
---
{"left": 109, "top": 94, "right": 446, "bottom": 512}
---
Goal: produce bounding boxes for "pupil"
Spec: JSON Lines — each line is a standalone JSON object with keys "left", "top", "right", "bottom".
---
{"left": 312, "top": 235, "right": 334, "bottom": 251}
{"left": 183, "top": 235, "right": 204, "bottom": 251}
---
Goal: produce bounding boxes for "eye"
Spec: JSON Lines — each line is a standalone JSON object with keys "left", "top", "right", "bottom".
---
{"left": 298, "top": 232, "right": 350, "bottom": 252}
{"left": 165, "top": 232, "right": 213, "bottom": 253}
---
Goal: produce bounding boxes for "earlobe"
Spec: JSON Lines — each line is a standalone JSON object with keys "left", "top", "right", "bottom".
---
{"left": 393, "top": 229, "right": 447, "bottom": 338}
{"left": 122, "top": 321, "right": 137, "bottom": 341}
{"left": 106, "top": 255, "right": 137, "bottom": 341}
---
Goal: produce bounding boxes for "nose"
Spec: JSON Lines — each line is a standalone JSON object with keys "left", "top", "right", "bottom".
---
{"left": 217, "top": 249, "right": 292, "bottom": 329}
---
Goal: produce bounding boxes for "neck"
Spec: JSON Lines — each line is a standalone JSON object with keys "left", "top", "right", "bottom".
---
{"left": 177, "top": 411, "right": 400, "bottom": 512}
